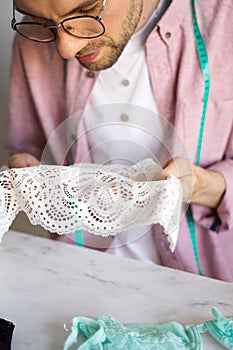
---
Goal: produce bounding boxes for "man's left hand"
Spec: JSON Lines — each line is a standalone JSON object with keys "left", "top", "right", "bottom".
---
{"left": 161, "top": 157, "right": 226, "bottom": 208}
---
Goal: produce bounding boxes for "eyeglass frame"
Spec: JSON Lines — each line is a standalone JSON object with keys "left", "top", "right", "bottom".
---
{"left": 11, "top": 0, "right": 107, "bottom": 42}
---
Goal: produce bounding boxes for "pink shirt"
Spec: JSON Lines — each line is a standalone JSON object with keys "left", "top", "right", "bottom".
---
{"left": 7, "top": 0, "right": 233, "bottom": 281}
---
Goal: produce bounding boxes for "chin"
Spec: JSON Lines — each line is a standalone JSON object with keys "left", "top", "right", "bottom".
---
{"left": 78, "top": 48, "right": 123, "bottom": 71}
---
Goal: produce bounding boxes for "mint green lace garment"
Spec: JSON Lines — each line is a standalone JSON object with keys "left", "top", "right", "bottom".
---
{"left": 63, "top": 308, "right": 233, "bottom": 350}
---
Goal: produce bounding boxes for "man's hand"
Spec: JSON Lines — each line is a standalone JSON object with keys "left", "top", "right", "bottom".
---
{"left": 162, "top": 158, "right": 226, "bottom": 208}
{"left": 9, "top": 153, "right": 40, "bottom": 168}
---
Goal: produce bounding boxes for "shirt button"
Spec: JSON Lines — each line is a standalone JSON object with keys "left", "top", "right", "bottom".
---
{"left": 122, "top": 79, "right": 130, "bottom": 87}
{"left": 120, "top": 114, "right": 129, "bottom": 122}
{"left": 165, "top": 32, "right": 171, "bottom": 39}
{"left": 86, "top": 71, "right": 95, "bottom": 78}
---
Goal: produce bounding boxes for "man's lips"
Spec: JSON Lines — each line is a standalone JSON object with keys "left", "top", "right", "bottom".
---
{"left": 76, "top": 49, "right": 101, "bottom": 63}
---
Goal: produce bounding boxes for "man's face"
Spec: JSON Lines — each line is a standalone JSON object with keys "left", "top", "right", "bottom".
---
{"left": 14, "top": 0, "right": 143, "bottom": 70}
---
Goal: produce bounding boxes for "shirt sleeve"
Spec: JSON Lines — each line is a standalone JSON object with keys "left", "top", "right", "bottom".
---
{"left": 192, "top": 159, "right": 233, "bottom": 233}
{"left": 6, "top": 34, "right": 47, "bottom": 160}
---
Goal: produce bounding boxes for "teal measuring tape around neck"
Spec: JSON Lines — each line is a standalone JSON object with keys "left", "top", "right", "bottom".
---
{"left": 192, "top": 0, "right": 210, "bottom": 165}
{"left": 188, "top": 0, "right": 210, "bottom": 275}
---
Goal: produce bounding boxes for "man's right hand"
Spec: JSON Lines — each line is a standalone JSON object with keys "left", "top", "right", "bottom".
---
{"left": 9, "top": 153, "right": 40, "bottom": 168}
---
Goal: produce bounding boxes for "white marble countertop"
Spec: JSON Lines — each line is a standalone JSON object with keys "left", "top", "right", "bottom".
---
{"left": 0, "top": 230, "right": 233, "bottom": 349}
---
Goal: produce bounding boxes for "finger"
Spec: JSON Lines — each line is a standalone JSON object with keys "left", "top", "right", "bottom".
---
{"left": 25, "top": 154, "right": 40, "bottom": 166}
{"left": 9, "top": 153, "right": 40, "bottom": 168}
{"left": 153, "top": 170, "right": 166, "bottom": 181}
{"left": 162, "top": 157, "right": 194, "bottom": 178}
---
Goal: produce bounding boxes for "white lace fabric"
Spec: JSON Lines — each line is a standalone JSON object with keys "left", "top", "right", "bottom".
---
{"left": 0, "top": 159, "right": 182, "bottom": 251}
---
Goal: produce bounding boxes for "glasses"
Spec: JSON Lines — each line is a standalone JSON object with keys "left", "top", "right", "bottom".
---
{"left": 11, "top": 0, "right": 107, "bottom": 43}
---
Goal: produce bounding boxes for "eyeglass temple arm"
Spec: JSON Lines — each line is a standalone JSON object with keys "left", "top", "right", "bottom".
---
{"left": 11, "top": 4, "right": 16, "bottom": 27}
{"left": 99, "top": 0, "right": 107, "bottom": 20}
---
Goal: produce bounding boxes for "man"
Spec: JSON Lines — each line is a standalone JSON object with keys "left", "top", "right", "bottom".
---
{"left": 7, "top": 0, "right": 233, "bottom": 281}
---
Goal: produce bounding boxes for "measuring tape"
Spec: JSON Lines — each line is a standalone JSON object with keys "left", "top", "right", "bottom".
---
{"left": 187, "top": 0, "right": 210, "bottom": 275}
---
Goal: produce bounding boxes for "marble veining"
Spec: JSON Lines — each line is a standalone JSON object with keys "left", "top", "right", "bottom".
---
{"left": 0, "top": 230, "right": 233, "bottom": 349}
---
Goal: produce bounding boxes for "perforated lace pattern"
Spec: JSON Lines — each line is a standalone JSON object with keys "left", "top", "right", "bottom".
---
{"left": 0, "top": 159, "right": 182, "bottom": 251}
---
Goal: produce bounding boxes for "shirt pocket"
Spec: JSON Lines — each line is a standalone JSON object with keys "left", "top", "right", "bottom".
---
{"left": 180, "top": 99, "right": 233, "bottom": 166}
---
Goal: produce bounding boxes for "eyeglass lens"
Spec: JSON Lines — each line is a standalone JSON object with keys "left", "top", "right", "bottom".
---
{"left": 63, "top": 17, "right": 104, "bottom": 37}
{"left": 15, "top": 23, "right": 55, "bottom": 42}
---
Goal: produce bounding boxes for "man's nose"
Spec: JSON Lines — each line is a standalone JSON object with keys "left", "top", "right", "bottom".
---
{"left": 55, "top": 29, "right": 88, "bottom": 59}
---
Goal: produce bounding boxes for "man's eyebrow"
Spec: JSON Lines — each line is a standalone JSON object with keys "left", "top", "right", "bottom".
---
{"left": 15, "top": 0, "right": 99, "bottom": 20}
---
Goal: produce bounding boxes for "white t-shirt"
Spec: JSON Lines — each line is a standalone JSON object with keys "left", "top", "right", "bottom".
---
{"left": 82, "top": 0, "right": 171, "bottom": 262}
